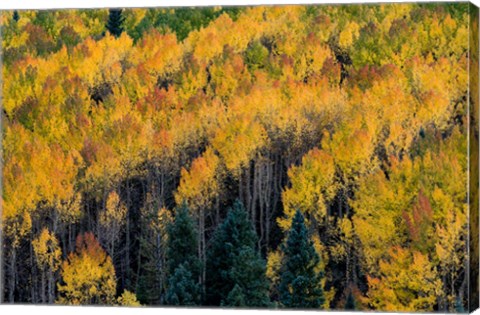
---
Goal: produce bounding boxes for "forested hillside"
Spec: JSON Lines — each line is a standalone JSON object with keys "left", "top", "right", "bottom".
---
{"left": 0, "top": 3, "right": 474, "bottom": 311}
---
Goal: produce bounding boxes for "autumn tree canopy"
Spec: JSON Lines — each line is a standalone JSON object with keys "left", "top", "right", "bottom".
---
{"left": 1, "top": 3, "right": 476, "bottom": 312}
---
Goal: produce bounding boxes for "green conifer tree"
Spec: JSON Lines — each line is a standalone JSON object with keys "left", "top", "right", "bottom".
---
{"left": 278, "top": 210, "right": 325, "bottom": 309}
{"left": 106, "top": 9, "right": 125, "bottom": 38}
{"left": 12, "top": 11, "right": 19, "bottom": 22}
{"left": 345, "top": 291, "right": 356, "bottom": 310}
{"left": 455, "top": 296, "right": 466, "bottom": 313}
{"left": 165, "top": 205, "right": 201, "bottom": 305}
{"left": 223, "top": 284, "right": 246, "bottom": 307}
{"left": 165, "top": 264, "right": 201, "bottom": 306}
{"left": 206, "top": 200, "right": 270, "bottom": 307}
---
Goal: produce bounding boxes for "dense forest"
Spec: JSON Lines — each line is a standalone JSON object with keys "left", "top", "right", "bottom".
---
{"left": 0, "top": 3, "right": 477, "bottom": 312}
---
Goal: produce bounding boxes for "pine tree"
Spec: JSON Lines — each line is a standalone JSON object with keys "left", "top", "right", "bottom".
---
{"left": 12, "top": 11, "right": 19, "bottom": 22}
{"left": 165, "top": 204, "right": 201, "bottom": 305}
{"left": 106, "top": 9, "right": 125, "bottom": 38}
{"left": 206, "top": 200, "right": 270, "bottom": 307}
{"left": 223, "top": 284, "right": 245, "bottom": 307}
{"left": 278, "top": 210, "right": 325, "bottom": 309}
{"left": 165, "top": 264, "right": 201, "bottom": 306}
{"left": 345, "top": 291, "right": 356, "bottom": 310}
{"left": 166, "top": 204, "right": 201, "bottom": 276}
{"left": 455, "top": 296, "right": 465, "bottom": 313}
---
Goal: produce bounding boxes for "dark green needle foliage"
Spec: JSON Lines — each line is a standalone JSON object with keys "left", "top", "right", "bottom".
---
{"left": 455, "top": 296, "right": 465, "bottom": 313}
{"left": 223, "top": 284, "right": 246, "bottom": 307}
{"left": 165, "top": 264, "right": 201, "bottom": 306}
{"left": 165, "top": 204, "right": 201, "bottom": 305}
{"left": 106, "top": 9, "right": 125, "bottom": 38}
{"left": 166, "top": 204, "right": 200, "bottom": 274}
{"left": 12, "top": 11, "right": 19, "bottom": 22}
{"left": 206, "top": 200, "right": 270, "bottom": 307}
{"left": 345, "top": 291, "right": 356, "bottom": 310}
{"left": 279, "top": 210, "right": 325, "bottom": 309}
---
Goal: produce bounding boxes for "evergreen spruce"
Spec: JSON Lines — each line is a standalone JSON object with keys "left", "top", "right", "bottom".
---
{"left": 455, "top": 296, "right": 465, "bottom": 313}
{"left": 106, "top": 9, "right": 125, "bottom": 38}
{"left": 206, "top": 200, "right": 270, "bottom": 307}
{"left": 165, "top": 264, "right": 200, "bottom": 306}
{"left": 12, "top": 11, "right": 19, "bottom": 22}
{"left": 278, "top": 210, "right": 325, "bottom": 309}
{"left": 165, "top": 205, "right": 201, "bottom": 305}
{"left": 223, "top": 284, "right": 246, "bottom": 307}
{"left": 345, "top": 291, "right": 356, "bottom": 310}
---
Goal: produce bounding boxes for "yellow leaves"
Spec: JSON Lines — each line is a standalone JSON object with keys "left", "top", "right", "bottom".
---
{"left": 339, "top": 22, "right": 360, "bottom": 49}
{"left": 303, "top": 42, "right": 331, "bottom": 77}
{"left": 6, "top": 29, "right": 29, "bottom": 49}
{"left": 322, "top": 121, "right": 377, "bottom": 181}
{"left": 3, "top": 60, "right": 37, "bottom": 117}
{"left": 225, "top": 10, "right": 264, "bottom": 52}
{"left": 188, "top": 14, "right": 235, "bottom": 63}
{"left": 367, "top": 247, "right": 442, "bottom": 312}
{"left": 57, "top": 232, "right": 117, "bottom": 305}
{"left": 177, "top": 66, "right": 208, "bottom": 102}
{"left": 208, "top": 56, "right": 246, "bottom": 101}
{"left": 117, "top": 290, "right": 142, "bottom": 306}
{"left": 99, "top": 191, "right": 127, "bottom": 242}
{"left": 73, "top": 33, "right": 133, "bottom": 87}
{"left": 351, "top": 156, "right": 416, "bottom": 274}
{"left": 175, "top": 147, "right": 221, "bottom": 211}
{"left": 82, "top": 92, "right": 150, "bottom": 188}
{"left": 266, "top": 250, "right": 283, "bottom": 288}
{"left": 3, "top": 122, "right": 81, "bottom": 227}
{"left": 74, "top": 10, "right": 108, "bottom": 38}
{"left": 2, "top": 209, "right": 32, "bottom": 248}
{"left": 434, "top": 202, "right": 467, "bottom": 298}
{"left": 153, "top": 207, "right": 173, "bottom": 238}
{"left": 134, "top": 31, "right": 182, "bottom": 80}
{"left": 32, "top": 228, "right": 62, "bottom": 271}
{"left": 435, "top": 209, "right": 465, "bottom": 264}
{"left": 353, "top": 126, "right": 467, "bottom": 276}
{"left": 212, "top": 107, "right": 267, "bottom": 175}
{"left": 0, "top": 6, "right": 472, "bottom": 310}
{"left": 280, "top": 148, "right": 336, "bottom": 231}
{"left": 408, "top": 56, "right": 467, "bottom": 132}
{"left": 123, "top": 9, "right": 147, "bottom": 34}
{"left": 55, "top": 193, "right": 83, "bottom": 225}
{"left": 349, "top": 68, "right": 416, "bottom": 157}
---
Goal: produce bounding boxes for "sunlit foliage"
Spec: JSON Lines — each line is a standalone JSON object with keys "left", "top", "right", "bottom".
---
{"left": 1, "top": 3, "right": 473, "bottom": 311}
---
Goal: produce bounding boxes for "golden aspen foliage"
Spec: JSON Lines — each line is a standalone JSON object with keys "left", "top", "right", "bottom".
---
{"left": 54, "top": 193, "right": 83, "bottom": 226}
{"left": 339, "top": 22, "right": 360, "bottom": 49}
{"left": 98, "top": 191, "right": 127, "bottom": 257}
{"left": 280, "top": 148, "right": 337, "bottom": 231}
{"left": 352, "top": 130, "right": 467, "bottom": 275}
{"left": 211, "top": 108, "right": 267, "bottom": 176}
{"left": 57, "top": 232, "right": 117, "bottom": 305}
{"left": 266, "top": 250, "right": 283, "bottom": 290}
{"left": 175, "top": 147, "right": 221, "bottom": 211}
{"left": 2, "top": 210, "right": 32, "bottom": 249}
{"left": 117, "top": 290, "right": 142, "bottom": 306}
{"left": 434, "top": 208, "right": 467, "bottom": 310}
{"left": 32, "top": 228, "right": 62, "bottom": 272}
{"left": 0, "top": 3, "right": 472, "bottom": 310}
{"left": 367, "top": 247, "right": 443, "bottom": 312}
{"left": 322, "top": 121, "right": 377, "bottom": 184}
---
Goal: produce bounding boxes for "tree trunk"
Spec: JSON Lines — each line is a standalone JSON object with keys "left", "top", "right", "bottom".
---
{"left": 48, "top": 268, "right": 55, "bottom": 303}
{"left": 200, "top": 208, "right": 206, "bottom": 296}
{"left": 125, "top": 180, "right": 131, "bottom": 290}
{"left": 41, "top": 269, "right": 46, "bottom": 303}
{"left": 8, "top": 248, "right": 16, "bottom": 303}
